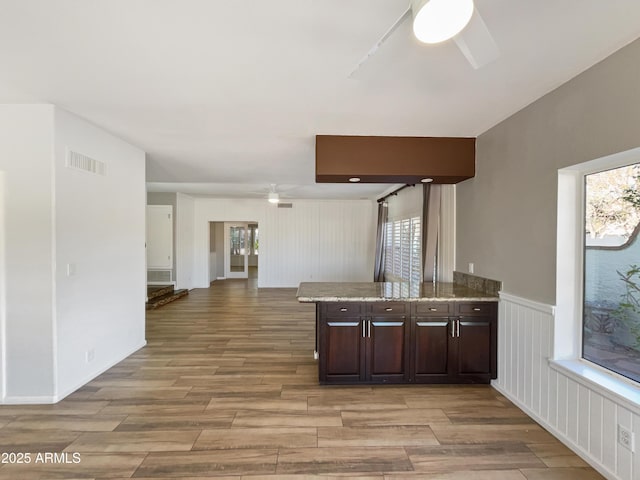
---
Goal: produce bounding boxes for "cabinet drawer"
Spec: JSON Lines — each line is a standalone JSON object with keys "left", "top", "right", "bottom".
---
{"left": 325, "top": 303, "right": 362, "bottom": 316}
{"left": 415, "top": 302, "right": 451, "bottom": 315}
{"left": 370, "top": 302, "right": 408, "bottom": 315}
{"left": 456, "top": 302, "right": 497, "bottom": 315}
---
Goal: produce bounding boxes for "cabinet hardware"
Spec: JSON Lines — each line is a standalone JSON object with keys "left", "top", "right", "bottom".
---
{"left": 362, "top": 321, "right": 366, "bottom": 337}
{"left": 417, "top": 321, "right": 447, "bottom": 327}
{"left": 340, "top": 307, "right": 348, "bottom": 312}
{"left": 367, "top": 320, "right": 371, "bottom": 337}
{"left": 450, "top": 319, "right": 455, "bottom": 338}
{"left": 385, "top": 307, "right": 393, "bottom": 312}
{"left": 456, "top": 318, "right": 460, "bottom": 337}
{"left": 473, "top": 307, "right": 481, "bottom": 312}
{"left": 429, "top": 307, "right": 438, "bottom": 311}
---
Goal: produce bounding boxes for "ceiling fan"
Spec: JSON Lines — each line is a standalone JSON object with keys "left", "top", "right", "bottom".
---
{"left": 245, "top": 184, "right": 301, "bottom": 203}
{"left": 349, "top": 0, "right": 500, "bottom": 77}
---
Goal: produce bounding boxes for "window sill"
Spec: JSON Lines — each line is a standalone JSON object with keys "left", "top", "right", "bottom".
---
{"left": 550, "top": 359, "right": 640, "bottom": 415}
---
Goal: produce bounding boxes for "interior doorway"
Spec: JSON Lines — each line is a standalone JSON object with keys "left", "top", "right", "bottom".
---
{"left": 209, "top": 221, "right": 258, "bottom": 283}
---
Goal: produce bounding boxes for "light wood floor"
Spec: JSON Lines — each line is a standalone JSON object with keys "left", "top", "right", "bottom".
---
{"left": 0, "top": 279, "right": 604, "bottom": 479}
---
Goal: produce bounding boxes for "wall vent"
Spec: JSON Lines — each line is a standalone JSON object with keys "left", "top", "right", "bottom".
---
{"left": 66, "top": 149, "right": 106, "bottom": 176}
{"left": 278, "top": 203, "right": 293, "bottom": 208}
{"left": 147, "top": 269, "right": 172, "bottom": 282}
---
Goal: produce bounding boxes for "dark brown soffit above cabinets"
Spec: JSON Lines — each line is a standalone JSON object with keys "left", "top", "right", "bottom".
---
{"left": 315, "top": 135, "right": 476, "bottom": 184}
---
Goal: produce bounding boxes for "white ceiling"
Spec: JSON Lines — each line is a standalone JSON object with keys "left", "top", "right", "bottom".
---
{"left": 1, "top": 0, "right": 639, "bottom": 200}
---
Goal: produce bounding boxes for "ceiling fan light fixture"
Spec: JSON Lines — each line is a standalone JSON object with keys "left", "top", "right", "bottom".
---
{"left": 411, "top": 0, "right": 474, "bottom": 44}
{"left": 268, "top": 192, "right": 280, "bottom": 204}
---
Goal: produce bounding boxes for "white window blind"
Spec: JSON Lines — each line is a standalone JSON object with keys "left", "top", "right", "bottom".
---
{"left": 383, "top": 216, "right": 421, "bottom": 283}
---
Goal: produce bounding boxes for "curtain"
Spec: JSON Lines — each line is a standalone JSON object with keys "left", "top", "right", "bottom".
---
{"left": 373, "top": 201, "right": 388, "bottom": 282}
{"left": 422, "top": 184, "right": 441, "bottom": 282}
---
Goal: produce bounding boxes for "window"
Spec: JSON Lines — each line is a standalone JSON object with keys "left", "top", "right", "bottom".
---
{"left": 383, "top": 216, "right": 421, "bottom": 283}
{"left": 583, "top": 162, "right": 640, "bottom": 383}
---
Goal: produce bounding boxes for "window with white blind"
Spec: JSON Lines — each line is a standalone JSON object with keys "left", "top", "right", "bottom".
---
{"left": 383, "top": 216, "right": 421, "bottom": 283}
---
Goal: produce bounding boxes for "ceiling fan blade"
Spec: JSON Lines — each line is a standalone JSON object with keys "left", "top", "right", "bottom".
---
{"left": 453, "top": 8, "right": 500, "bottom": 69}
{"left": 348, "top": 6, "right": 412, "bottom": 78}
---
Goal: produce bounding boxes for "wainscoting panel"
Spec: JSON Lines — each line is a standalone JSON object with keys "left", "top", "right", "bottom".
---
{"left": 495, "top": 292, "right": 639, "bottom": 480}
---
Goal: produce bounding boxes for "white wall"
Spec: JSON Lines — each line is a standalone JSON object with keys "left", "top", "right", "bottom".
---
{"left": 53, "top": 108, "right": 146, "bottom": 399}
{"left": 0, "top": 105, "right": 56, "bottom": 401}
{"left": 193, "top": 198, "right": 376, "bottom": 288}
{"left": 0, "top": 105, "right": 146, "bottom": 403}
{"left": 176, "top": 192, "right": 195, "bottom": 290}
{"left": 0, "top": 171, "right": 7, "bottom": 399}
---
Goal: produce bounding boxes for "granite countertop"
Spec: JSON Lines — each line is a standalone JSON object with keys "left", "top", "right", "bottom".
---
{"left": 296, "top": 282, "right": 498, "bottom": 303}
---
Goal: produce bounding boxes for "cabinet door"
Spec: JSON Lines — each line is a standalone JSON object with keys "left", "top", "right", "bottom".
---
{"left": 456, "top": 316, "right": 496, "bottom": 382}
{"left": 319, "top": 317, "right": 364, "bottom": 383}
{"left": 412, "top": 317, "right": 454, "bottom": 383}
{"left": 367, "top": 316, "right": 410, "bottom": 383}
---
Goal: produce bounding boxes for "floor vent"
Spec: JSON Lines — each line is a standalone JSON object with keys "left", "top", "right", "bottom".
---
{"left": 66, "top": 149, "right": 106, "bottom": 176}
{"left": 278, "top": 203, "right": 293, "bottom": 208}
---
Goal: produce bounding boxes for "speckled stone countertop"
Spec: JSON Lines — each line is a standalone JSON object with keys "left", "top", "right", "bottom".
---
{"left": 296, "top": 282, "right": 498, "bottom": 303}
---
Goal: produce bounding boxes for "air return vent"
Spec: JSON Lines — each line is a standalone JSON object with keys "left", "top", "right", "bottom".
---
{"left": 147, "top": 270, "right": 172, "bottom": 282}
{"left": 66, "top": 149, "right": 106, "bottom": 176}
{"left": 277, "top": 203, "right": 293, "bottom": 208}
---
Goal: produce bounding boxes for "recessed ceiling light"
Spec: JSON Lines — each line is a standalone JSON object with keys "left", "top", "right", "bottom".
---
{"left": 349, "top": 177, "right": 361, "bottom": 183}
{"left": 421, "top": 178, "right": 434, "bottom": 183}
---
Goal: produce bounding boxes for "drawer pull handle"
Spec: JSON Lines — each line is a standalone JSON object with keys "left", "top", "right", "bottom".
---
{"left": 373, "top": 322, "right": 404, "bottom": 327}
{"left": 473, "top": 307, "right": 481, "bottom": 311}
{"left": 340, "top": 308, "right": 348, "bottom": 312}
{"left": 429, "top": 308, "right": 438, "bottom": 311}
{"left": 385, "top": 307, "right": 393, "bottom": 312}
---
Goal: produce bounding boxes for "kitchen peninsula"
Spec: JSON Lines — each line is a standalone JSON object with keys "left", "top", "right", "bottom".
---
{"left": 297, "top": 281, "right": 499, "bottom": 385}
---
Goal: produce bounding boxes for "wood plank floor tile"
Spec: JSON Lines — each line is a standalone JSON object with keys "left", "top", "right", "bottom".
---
{"left": 406, "top": 444, "right": 545, "bottom": 473}
{"left": 442, "top": 406, "right": 534, "bottom": 425}
{"left": 133, "top": 449, "right": 278, "bottom": 477}
{"left": 276, "top": 447, "right": 412, "bottom": 475}
{"left": 90, "top": 387, "right": 192, "bottom": 400}
{"left": 97, "top": 399, "right": 209, "bottom": 415}
{"left": 318, "top": 426, "right": 439, "bottom": 447}
{"left": 194, "top": 427, "right": 317, "bottom": 450}
{"left": 0, "top": 401, "right": 110, "bottom": 417}
{"left": 0, "top": 431, "right": 80, "bottom": 452}
{"left": 206, "top": 397, "right": 307, "bottom": 412}
{"left": 0, "top": 452, "right": 145, "bottom": 479}
{"left": 308, "top": 395, "right": 408, "bottom": 412}
{"left": 65, "top": 430, "right": 200, "bottom": 452}
{"left": 115, "top": 412, "right": 235, "bottom": 431}
{"left": 526, "top": 443, "right": 591, "bottom": 468}
{"left": 429, "top": 424, "right": 554, "bottom": 445}
{"left": 341, "top": 409, "right": 449, "bottom": 427}
{"left": 4, "top": 414, "right": 126, "bottom": 432}
{"left": 233, "top": 412, "right": 342, "bottom": 427}
{"left": 520, "top": 467, "right": 605, "bottom": 479}
{"left": 384, "top": 470, "right": 527, "bottom": 479}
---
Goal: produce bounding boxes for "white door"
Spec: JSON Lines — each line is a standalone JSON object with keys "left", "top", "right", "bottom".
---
{"left": 146, "top": 205, "right": 173, "bottom": 269}
{"left": 224, "top": 222, "right": 248, "bottom": 279}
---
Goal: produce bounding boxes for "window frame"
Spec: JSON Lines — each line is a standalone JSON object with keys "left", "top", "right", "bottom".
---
{"left": 556, "top": 147, "right": 640, "bottom": 392}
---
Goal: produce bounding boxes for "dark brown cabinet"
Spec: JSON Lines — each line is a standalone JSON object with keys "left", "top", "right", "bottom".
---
{"left": 412, "top": 301, "right": 497, "bottom": 384}
{"left": 318, "top": 300, "right": 497, "bottom": 385}
{"left": 318, "top": 302, "right": 410, "bottom": 384}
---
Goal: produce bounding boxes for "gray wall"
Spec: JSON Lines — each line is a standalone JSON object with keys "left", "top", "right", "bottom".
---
{"left": 457, "top": 38, "right": 640, "bottom": 305}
